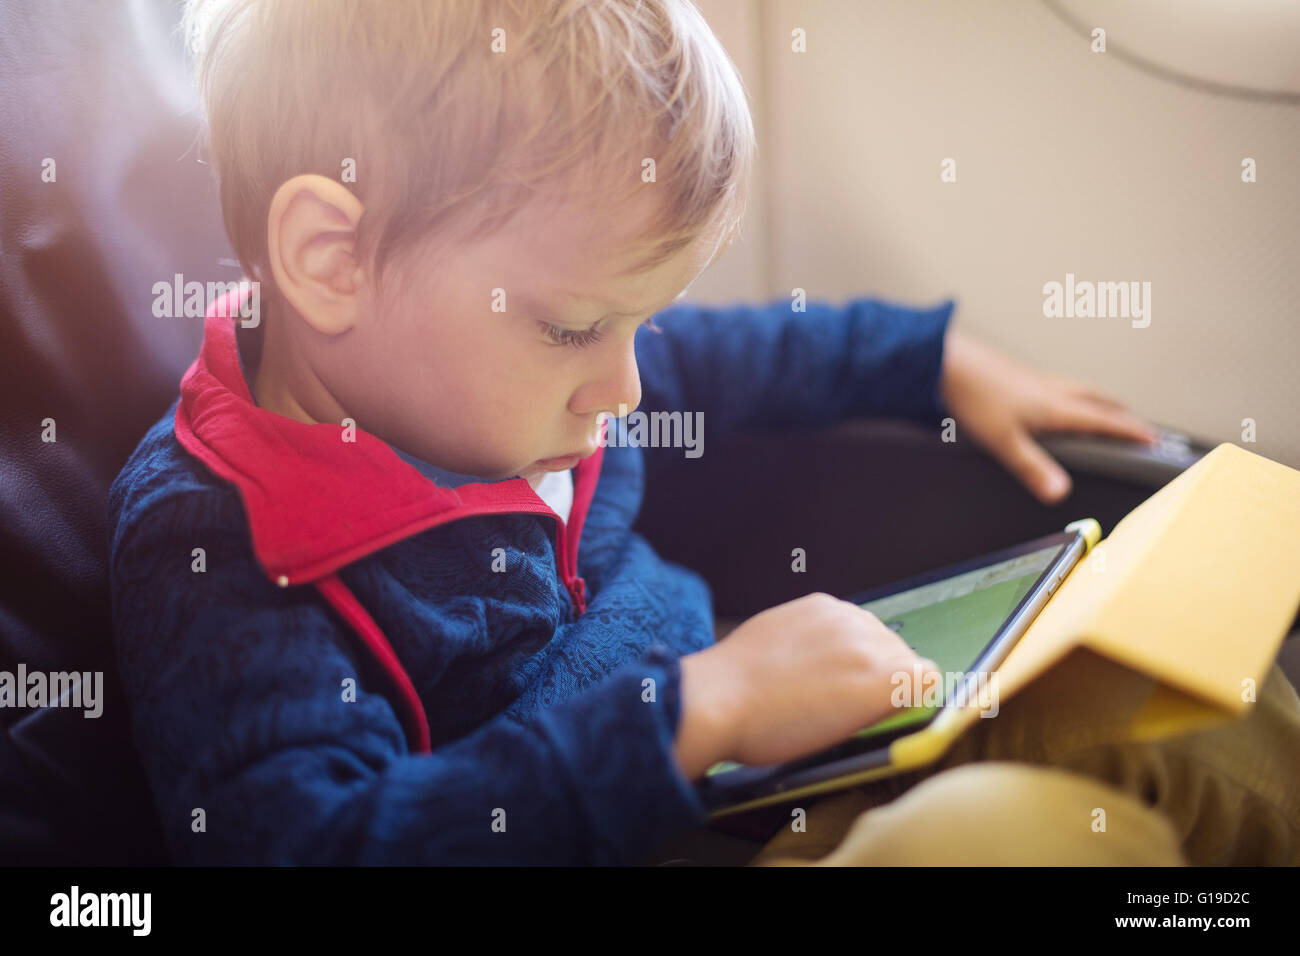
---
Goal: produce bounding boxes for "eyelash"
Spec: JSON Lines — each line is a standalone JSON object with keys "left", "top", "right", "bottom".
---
{"left": 540, "top": 321, "right": 607, "bottom": 349}
{"left": 539, "top": 316, "right": 662, "bottom": 349}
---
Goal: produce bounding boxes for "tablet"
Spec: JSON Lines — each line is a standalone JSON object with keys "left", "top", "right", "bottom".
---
{"left": 696, "top": 520, "right": 1099, "bottom": 816}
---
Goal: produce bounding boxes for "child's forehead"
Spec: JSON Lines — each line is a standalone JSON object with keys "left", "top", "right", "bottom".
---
{"left": 494, "top": 231, "right": 710, "bottom": 318}
{"left": 507, "top": 191, "right": 656, "bottom": 259}
{"left": 467, "top": 197, "right": 702, "bottom": 304}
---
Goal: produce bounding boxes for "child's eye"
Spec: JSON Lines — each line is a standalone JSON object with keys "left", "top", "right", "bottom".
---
{"left": 539, "top": 320, "right": 607, "bottom": 349}
{"left": 537, "top": 316, "right": 661, "bottom": 348}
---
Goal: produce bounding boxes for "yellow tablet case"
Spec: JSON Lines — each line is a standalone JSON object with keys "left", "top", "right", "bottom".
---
{"left": 707, "top": 442, "right": 1300, "bottom": 818}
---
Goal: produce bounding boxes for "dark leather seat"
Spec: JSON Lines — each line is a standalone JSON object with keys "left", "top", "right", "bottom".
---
{"left": 0, "top": 0, "right": 228, "bottom": 865}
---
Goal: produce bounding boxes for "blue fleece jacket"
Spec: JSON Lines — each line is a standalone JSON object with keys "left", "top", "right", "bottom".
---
{"left": 107, "top": 293, "right": 954, "bottom": 865}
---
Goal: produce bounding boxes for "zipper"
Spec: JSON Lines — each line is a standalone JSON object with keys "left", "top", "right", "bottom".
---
{"left": 551, "top": 510, "right": 588, "bottom": 616}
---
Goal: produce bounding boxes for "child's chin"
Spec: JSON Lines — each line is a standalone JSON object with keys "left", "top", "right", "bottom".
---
{"left": 532, "top": 454, "right": 582, "bottom": 473}
{"left": 509, "top": 462, "right": 544, "bottom": 481}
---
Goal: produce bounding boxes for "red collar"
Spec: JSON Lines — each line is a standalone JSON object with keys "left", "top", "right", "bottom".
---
{"left": 174, "top": 289, "right": 604, "bottom": 591}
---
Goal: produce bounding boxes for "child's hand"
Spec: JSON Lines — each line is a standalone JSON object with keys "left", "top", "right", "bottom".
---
{"left": 939, "top": 326, "right": 1161, "bottom": 505}
{"left": 674, "top": 593, "right": 939, "bottom": 779}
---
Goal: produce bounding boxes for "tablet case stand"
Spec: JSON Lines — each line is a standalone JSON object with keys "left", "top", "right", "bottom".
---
{"left": 709, "top": 441, "right": 1300, "bottom": 816}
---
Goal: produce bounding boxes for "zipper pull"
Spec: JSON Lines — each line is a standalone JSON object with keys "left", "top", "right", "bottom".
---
{"left": 568, "top": 577, "right": 588, "bottom": 614}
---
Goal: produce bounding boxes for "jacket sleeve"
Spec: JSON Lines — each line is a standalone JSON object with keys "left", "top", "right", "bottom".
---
{"left": 633, "top": 295, "right": 956, "bottom": 433}
{"left": 108, "top": 485, "right": 709, "bottom": 865}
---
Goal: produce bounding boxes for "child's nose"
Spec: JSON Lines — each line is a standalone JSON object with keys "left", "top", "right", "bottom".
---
{"left": 571, "top": 346, "right": 642, "bottom": 419}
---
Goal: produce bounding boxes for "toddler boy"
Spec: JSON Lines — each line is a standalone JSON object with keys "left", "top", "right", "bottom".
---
{"left": 111, "top": 0, "right": 1245, "bottom": 866}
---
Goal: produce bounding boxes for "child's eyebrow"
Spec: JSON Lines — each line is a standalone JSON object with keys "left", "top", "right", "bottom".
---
{"left": 512, "top": 290, "right": 644, "bottom": 324}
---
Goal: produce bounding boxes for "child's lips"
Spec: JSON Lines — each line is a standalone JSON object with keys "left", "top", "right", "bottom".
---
{"left": 535, "top": 448, "right": 593, "bottom": 470}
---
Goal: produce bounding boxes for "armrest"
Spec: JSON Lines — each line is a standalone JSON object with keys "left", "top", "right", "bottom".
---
{"left": 635, "top": 419, "right": 1159, "bottom": 618}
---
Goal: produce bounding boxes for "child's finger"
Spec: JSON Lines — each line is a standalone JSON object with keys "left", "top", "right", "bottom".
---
{"left": 1064, "top": 383, "right": 1130, "bottom": 411}
{"left": 1054, "top": 399, "right": 1159, "bottom": 443}
{"left": 999, "top": 428, "right": 1072, "bottom": 504}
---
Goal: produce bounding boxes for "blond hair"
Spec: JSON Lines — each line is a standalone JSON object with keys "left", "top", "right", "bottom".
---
{"left": 181, "top": 0, "right": 755, "bottom": 296}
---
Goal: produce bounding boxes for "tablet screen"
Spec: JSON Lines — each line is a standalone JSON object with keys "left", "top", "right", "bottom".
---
{"left": 704, "top": 541, "right": 1065, "bottom": 778}
{"left": 846, "top": 541, "right": 1064, "bottom": 739}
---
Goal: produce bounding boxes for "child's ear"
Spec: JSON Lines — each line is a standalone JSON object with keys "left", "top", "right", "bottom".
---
{"left": 266, "top": 174, "right": 366, "bottom": 335}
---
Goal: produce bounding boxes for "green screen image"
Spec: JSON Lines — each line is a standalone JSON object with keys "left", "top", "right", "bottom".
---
{"left": 704, "top": 544, "right": 1061, "bottom": 777}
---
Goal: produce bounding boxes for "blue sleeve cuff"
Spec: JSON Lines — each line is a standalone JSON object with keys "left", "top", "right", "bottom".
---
{"left": 529, "top": 642, "right": 710, "bottom": 863}
{"left": 846, "top": 297, "right": 956, "bottom": 425}
{"left": 623, "top": 642, "right": 712, "bottom": 826}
